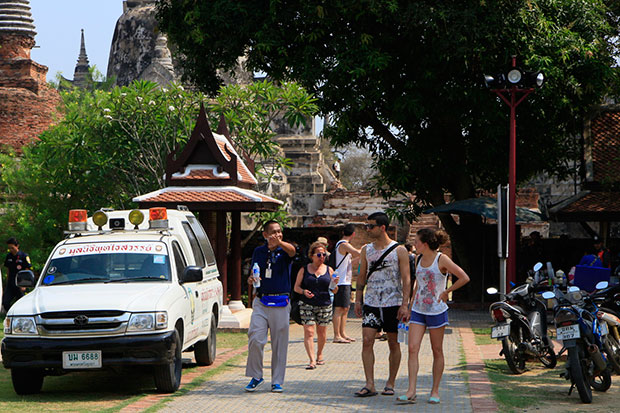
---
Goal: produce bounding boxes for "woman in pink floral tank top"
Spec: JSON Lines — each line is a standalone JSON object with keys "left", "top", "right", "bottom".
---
{"left": 396, "top": 228, "right": 469, "bottom": 405}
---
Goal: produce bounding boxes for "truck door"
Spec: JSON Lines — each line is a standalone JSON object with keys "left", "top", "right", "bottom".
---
{"left": 171, "top": 241, "right": 201, "bottom": 340}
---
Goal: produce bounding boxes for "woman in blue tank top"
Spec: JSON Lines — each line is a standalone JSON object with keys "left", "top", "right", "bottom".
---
{"left": 293, "top": 241, "right": 339, "bottom": 369}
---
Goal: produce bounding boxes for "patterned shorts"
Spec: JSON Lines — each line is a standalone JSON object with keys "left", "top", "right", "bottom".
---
{"left": 362, "top": 305, "right": 400, "bottom": 333}
{"left": 300, "top": 302, "right": 333, "bottom": 326}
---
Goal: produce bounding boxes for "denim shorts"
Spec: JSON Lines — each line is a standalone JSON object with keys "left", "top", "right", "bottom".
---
{"left": 410, "top": 309, "right": 449, "bottom": 329}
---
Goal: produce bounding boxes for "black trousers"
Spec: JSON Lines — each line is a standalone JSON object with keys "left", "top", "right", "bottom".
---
{"left": 2, "top": 287, "right": 24, "bottom": 311}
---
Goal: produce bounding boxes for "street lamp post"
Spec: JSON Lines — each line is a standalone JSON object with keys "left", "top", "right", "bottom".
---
{"left": 484, "top": 56, "right": 544, "bottom": 292}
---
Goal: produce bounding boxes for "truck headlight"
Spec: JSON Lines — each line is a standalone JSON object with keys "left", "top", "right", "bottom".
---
{"left": 127, "top": 313, "right": 155, "bottom": 332}
{"left": 10, "top": 317, "right": 37, "bottom": 335}
{"left": 127, "top": 312, "right": 168, "bottom": 332}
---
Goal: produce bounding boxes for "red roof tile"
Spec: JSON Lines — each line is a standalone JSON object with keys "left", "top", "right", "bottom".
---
{"left": 214, "top": 138, "right": 256, "bottom": 185}
{"left": 560, "top": 192, "right": 620, "bottom": 214}
{"left": 590, "top": 111, "right": 620, "bottom": 183}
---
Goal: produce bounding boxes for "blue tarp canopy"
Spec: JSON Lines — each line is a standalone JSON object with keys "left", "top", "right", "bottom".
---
{"left": 424, "top": 197, "right": 543, "bottom": 222}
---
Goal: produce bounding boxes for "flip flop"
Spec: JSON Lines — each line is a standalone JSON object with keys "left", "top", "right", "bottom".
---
{"left": 333, "top": 338, "right": 350, "bottom": 343}
{"left": 305, "top": 364, "right": 316, "bottom": 370}
{"left": 428, "top": 396, "right": 440, "bottom": 404}
{"left": 316, "top": 359, "right": 325, "bottom": 365}
{"left": 344, "top": 337, "right": 356, "bottom": 342}
{"left": 381, "top": 387, "right": 395, "bottom": 395}
{"left": 396, "top": 395, "right": 417, "bottom": 404}
{"left": 354, "top": 387, "right": 378, "bottom": 397}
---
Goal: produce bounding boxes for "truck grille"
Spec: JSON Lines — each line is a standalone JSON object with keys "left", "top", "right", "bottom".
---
{"left": 35, "top": 311, "right": 130, "bottom": 337}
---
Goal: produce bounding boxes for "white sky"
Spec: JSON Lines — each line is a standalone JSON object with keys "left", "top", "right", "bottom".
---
{"left": 29, "top": 0, "right": 123, "bottom": 82}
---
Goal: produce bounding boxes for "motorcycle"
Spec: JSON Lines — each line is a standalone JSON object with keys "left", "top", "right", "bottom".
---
{"left": 542, "top": 282, "right": 612, "bottom": 403}
{"left": 487, "top": 263, "right": 557, "bottom": 374}
{"left": 590, "top": 284, "right": 620, "bottom": 374}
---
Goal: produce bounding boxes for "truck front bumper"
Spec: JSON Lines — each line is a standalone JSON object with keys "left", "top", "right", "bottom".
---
{"left": 1, "top": 331, "right": 177, "bottom": 369}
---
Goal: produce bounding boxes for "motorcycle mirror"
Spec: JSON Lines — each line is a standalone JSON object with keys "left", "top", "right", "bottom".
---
{"left": 595, "top": 281, "right": 609, "bottom": 290}
{"left": 486, "top": 287, "right": 499, "bottom": 295}
{"left": 541, "top": 291, "right": 555, "bottom": 299}
{"left": 533, "top": 262, "right": 543, "bottom": 272}
{"left": 568, "top": 286, "right": 580, "bottom": 293}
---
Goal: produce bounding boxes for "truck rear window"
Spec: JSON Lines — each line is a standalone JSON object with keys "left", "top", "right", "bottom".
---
{"left": 42, "top": 242, "right": 171, "bottom": 285}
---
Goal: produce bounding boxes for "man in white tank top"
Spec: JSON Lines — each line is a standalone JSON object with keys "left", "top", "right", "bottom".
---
{"left": 332, "top": 224, "right": 361, "bottom": 343}
{"left": 353, "top": 212, "right": 411, "bottom": 398}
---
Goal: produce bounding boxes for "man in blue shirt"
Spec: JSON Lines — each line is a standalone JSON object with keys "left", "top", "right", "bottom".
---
{"left": 3, "top": 237, "right": 31, "bottom": 312}
{"left": 244, "top": 220, "right": 296, "bottom": 393}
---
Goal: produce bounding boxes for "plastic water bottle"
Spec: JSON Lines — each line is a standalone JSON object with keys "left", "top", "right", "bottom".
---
{"left": 252, "top": 263, "right": 261, "bottom": 289}
{"left": 397, "top": 323, "right": 406, "bottom": 343}
{"left": 404, "top": 323, "right": 409, "bottom": 345}
{"left": 329, "top": 271, "right": 338, "bottom": 290}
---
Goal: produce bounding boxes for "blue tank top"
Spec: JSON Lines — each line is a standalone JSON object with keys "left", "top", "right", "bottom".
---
{"left": 301, "top": 265, "right": 332, "bottom": 306}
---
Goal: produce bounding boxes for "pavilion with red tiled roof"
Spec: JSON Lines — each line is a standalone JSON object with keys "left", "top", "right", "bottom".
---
{"left": 550, "top": 105, "right": 620, "bottom": 240}
{"left": 134, "top": 105, "right": 282, "bottom": 313}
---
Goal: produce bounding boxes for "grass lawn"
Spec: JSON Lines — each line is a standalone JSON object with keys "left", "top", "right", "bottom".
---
{"left": 0, "top": 331, "right": 248, "bottom": 412}
{"left": 485, "top": 359, "right": 568, "bottom": 412}
{"left": 471, "top": 327, "right": 498, "bottom": 346}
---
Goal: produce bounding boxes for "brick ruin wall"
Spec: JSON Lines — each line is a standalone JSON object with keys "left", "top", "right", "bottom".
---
{"left": 0, "top": 33, "right": 62, "bottom": 151}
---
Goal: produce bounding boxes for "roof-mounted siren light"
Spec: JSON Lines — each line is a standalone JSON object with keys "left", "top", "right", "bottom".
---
{"left": 68, "top": 209, "right": 88, "bottom": 231}
{"left": 149, "top": 207, "right": 169, "bottom": 229}
{"left": 92, "top": 210, "right": 109, "bottom": 231}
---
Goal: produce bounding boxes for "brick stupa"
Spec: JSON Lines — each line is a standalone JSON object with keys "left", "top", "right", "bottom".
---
{"left": 0, "top": 0, "right": 61, "bottom": 151}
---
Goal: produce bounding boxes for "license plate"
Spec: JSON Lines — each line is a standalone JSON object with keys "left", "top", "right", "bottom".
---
{"left": 62, "top": 350, "right": 102, "bottom": 369}
{"left": 557, "top": 324, "right": 580, "bottom": 341}
{"left": 491, "top": 324, "right": 510, "bottom": 338}
{"left": 599, "top": 321, "right": 609, "bottom": 336}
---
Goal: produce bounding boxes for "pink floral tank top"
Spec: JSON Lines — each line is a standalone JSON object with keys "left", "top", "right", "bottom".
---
{"left": 411, "top": 252, "right": 449, "bottom": 315}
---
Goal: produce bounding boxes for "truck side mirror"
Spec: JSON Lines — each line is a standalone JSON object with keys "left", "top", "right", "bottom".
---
{"left": 16, "top": 270, "right": 35, "bottom": 287}
{"left": 180, "top": 266, "right": 203, "bottom": 283}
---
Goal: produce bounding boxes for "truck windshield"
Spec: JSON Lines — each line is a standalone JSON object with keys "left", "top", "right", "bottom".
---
{"left": 41, "top": 252, "right": 171, "bottom": 286}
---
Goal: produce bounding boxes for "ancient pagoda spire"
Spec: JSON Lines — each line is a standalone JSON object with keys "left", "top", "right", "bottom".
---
{"left": 0, "top": 0, "right": 36, "bottom": 36}
{"left": 72, "top": 29, "right": 91, "bottom": 88}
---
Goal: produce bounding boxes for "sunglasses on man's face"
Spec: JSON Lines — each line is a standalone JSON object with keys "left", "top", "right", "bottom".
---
{"left": 365, "top": 224, "right": 378, "bottom": 229}
{"left": 315, "top": 253, "right": 327, "bottom": 258}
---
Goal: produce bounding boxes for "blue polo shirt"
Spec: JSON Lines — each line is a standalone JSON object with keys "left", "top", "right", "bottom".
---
{"left": 251, "top": 244, "right": 293, "bottom": 295}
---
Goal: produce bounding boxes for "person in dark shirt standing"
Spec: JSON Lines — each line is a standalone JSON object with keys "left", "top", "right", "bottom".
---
{"left": 3, "top": 238, "right": 31, "bottom": 312}
{"left": 244, "top": 221, "right": 296, "bottom": 393}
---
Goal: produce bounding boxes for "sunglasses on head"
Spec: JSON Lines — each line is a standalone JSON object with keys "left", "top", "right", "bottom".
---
{"left": 315, "top": 252, "right": 327, "bottom": 258}
{"left": 365, "top": 223, "right": 378, "bottom": 229}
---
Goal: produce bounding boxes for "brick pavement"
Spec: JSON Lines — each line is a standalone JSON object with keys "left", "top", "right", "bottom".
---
{"left": 156, "top": 311, "right": 491, "bottom": 413}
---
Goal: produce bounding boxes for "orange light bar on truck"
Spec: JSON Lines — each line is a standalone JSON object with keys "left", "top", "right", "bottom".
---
{"left": 68, "top": 209, "right": 88, "bottom": 231}
{"left": 149, "top": 207, "right": 169, "bottom": 229}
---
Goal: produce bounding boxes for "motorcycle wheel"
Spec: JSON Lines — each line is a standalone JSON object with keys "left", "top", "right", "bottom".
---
{"left": 589, "top": 369, "right": 612, "bottom": 392}
{"left": 602, "top": 335, "right": 620, "bottom": 375}
{"left": 568, "top": 346, "right": 592, "bottom": 403}
{"left": 502, "top": 335, "right": 526, "bottom": 374}
{"left": 539, "top": 336, "right": 557, "bottom": 369}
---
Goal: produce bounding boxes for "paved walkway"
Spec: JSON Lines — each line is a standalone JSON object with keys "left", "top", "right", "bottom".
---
{"left": 158, "top": 311, "right": 489, "bottom": 412}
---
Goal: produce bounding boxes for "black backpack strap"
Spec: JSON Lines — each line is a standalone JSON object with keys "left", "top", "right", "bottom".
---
{"left": 367, "top": 242, "right": 400, "bottom": 280}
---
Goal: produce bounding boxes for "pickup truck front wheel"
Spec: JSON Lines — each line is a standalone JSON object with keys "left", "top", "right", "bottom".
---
{"left": 195, "top": 313, "right": 217, "bottom": 366}
{"left": 154, "top": 330, "right": 182, "bottom": 393}
{"left": 12, "top": 368, "right": 44, "bottom": 395}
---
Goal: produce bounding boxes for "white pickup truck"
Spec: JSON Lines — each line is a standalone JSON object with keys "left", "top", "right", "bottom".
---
{"left": 1, "top": 207, "right": 223, "bottom": 394}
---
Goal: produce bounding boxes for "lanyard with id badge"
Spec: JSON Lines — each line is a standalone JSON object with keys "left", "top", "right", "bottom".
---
{"left": 259, "top": 251, "right": 289, "bottom": 307}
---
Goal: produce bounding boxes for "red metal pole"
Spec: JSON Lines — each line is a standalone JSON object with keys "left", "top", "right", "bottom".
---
{"left": 507, "top": 88, "right": 517, "bottom": 290}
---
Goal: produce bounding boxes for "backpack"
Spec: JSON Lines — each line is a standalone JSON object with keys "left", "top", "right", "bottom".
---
{"left": 327, "top": 240, "right": 349, "bottom": 272}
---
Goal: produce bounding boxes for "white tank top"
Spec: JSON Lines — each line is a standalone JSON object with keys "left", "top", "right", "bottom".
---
{"left": 334, "top": 240, "right": 352, "bottom": 285}
{"left": 411, "top": 252, "right": 449, "bottom": 315}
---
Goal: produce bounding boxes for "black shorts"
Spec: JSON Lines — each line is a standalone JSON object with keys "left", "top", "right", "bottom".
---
{"left": 333, "top": 285, "right": 351, "bottom": 308}
{"left": 362, "top": 305, "right": 400, "bottom": 333}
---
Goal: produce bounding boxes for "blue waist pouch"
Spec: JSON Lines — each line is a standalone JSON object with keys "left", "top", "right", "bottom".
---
{"left": 260, "top": 295, "right": 289, "bottom": 307}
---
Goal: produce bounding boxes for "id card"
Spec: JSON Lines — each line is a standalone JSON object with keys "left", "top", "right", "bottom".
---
{"left": 265, "top": 267, "right": 272, "bottom": 279}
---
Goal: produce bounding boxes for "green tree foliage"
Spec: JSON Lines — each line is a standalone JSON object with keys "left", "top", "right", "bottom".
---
{"left": 157, "top": 0, "right": 620, "bottom": 296}
{"left": 0, "top": 80, "right": 317, "bottom": 266}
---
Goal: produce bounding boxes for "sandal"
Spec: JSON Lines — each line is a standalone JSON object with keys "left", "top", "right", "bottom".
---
{"left": 354, "top": 387, "right": 378, "bottom": 397}
{"left": 428, "top": 396, "right": 440, "bottom": 404}
{"left": 316, "top": 359, "right": 325, "bottom": 365}
{"left": 333, "top": 338, "right": 350, "bottom": 343}
{"left": 396, "top": 395, "right": 417, "bottom": 404}
{"left": 381, "top": 387, "right": 395, "bottom": 395}
{"left": 344, "top": 337, "right": 356, "bottom": 342}
{"left": 305, "top": 364, "right": 316, "bottom": 370}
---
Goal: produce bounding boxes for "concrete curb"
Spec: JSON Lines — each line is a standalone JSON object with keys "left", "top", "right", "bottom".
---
{"left": 458, "top": 323, "right": 499, "bottom": 413}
